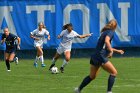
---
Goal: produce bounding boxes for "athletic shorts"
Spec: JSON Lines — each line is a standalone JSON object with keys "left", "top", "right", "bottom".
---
{"left": 56, "top": 46, "right": 71, "bottom": 55}
{"left": 34, "top": 41, "right": 43, "bottom": 48}
{"left": 5, "top": 48, "right": 17, "bottom": 54}
{"left": 90, "top": 53, "right": 108, "bottom": 66}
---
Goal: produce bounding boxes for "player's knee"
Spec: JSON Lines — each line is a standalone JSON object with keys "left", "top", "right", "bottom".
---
{"left": 111, "top": 70, "right": 118, "bottom": 76}
{"left": 90, "top": 75, "right": 96, "bottom": 80}
{"left": 9, "top": 58, "right": 13, "bottom": 62}
{"left": 65, "top": 57, "right": 70, "bottom": 61}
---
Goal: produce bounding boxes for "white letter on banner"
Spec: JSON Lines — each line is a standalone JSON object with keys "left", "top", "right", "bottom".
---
{"left": 64, "top": 4, "right": 90, "bottom": 43}
{"left": 0, "top": 6, "right": 17, "bottom": 35}
{"left": 26, "top": 5, "right": 55, "bottom": 23}
{"left": 97, "top": 3, "right": 130, "bottom": 42}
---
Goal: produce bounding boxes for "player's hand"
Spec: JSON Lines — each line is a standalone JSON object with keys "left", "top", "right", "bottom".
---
{"left": 1, "top": 38, "right": 6, "bottom": 44}
{"left": 3, "top": 38, "right": 6, "bottom": 42}
{"left": 34, "top": 38, "right": 40, "bottom": 41}
{"left": 17, "top": 45, "right": 20, "bottom": 50}
{"left": 107, "top": 51, "right": 113, "bottom": 58}
{"left": 87, "top": 33, "right": 93, "bottom": 37}
{"left": 47, "top": 37, "right": 50, "bottom": 40}
{"left": 89, "top": 33, "right": 93, "bottom": 36}
{"left": 57, "top": 35, "right": 61, "bottom": 39}
{"left": 117, "top": 50, "right": 124, "bottom": 55}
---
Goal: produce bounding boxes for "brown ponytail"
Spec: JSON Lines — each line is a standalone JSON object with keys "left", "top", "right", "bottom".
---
{"left": 101, "top": 19, "right": 117, "bottom": 33}
{"left": 62, "top": 23, "right": 73, "bottom": 30}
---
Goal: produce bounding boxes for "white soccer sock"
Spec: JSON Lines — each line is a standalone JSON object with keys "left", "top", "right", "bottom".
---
{"left": 34, "top": 56, "right": 39, "bottom": 63}
{"left": 61, "top": 59, "right": 68, "bottom": 68}
{"left": 52, "top": 58, "right": 56, "bottom": 64}
{"left": 40, "top": 55, "right": 44, "bottom": 64}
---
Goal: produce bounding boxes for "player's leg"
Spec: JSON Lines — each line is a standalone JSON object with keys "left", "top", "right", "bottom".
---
{"left": 5, "top": 52, "right": 10, "bottom": 71}
{"left": 33, "top": 47, "right": 40, "bottom": 67}
{"left": 49, "top": 52, "right": 60, "bottom": 70}
{"left": 60, "top": 50, "right": 70, "bottom": 73}
{"left": 75, "top": 65, "right": 100, "bottom": 93}
{"left": 36, "top": 46, "right": 45, "bottom": 67}
{"left": 9, "top": 50, "right": 18, "bottom": 65}
{"left": 101, "top": 61, "right": 117, "bottom": 93}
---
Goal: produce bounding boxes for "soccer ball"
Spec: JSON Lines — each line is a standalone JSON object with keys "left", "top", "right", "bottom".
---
{"left": 51, "top": 67, "right": 59, "bottom": 74}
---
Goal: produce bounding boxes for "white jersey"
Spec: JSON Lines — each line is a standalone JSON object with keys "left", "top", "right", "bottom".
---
{"left": 59, "top": 30, "right": 80, "bottom": 49}
{"left": 30, "top": 28, "right": 49, "bottom": 47}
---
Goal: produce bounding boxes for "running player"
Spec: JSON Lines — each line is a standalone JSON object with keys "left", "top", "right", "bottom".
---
{"left": 74, "top": 20, "right": 124, "bottom": 93}
{"left": 1, "top": 27, "right": 20, "bottom": 71}
{"left": 30, "top": 22, "right": 50, "bottom": 67}
{"left": 49, "top": 23, "right": 92, "bottom": 73}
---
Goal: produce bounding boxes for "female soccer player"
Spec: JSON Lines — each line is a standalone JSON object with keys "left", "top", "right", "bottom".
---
{"left": 49, "top": 23, "right": 92, "bottom": 73}
{"left": 74, "top": 20, "right": 124, "bottom": 93}
{"left": 1, "top": 27, "right": 20, "bottom": 71}
{"left": 30, "top": 22, "right": 50, "bottom": 67}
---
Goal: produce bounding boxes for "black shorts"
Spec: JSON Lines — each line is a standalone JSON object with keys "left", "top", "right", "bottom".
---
{"left": 5, "top": 48, "right": 17, "bottom": 54}
{"left": 90, "top": 54, "right": 108, "bottom": 66}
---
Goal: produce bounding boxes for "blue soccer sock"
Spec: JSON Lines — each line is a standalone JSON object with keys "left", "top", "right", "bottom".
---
{"left": 107, "top": 75, "right": 116, "bottom": 92}
{"left": 79, "top": 75, "right": 92, "bottom": 91}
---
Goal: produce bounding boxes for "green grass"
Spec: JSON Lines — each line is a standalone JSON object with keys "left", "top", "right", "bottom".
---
{"left": 0, "top": 57, "right": 140, "bottom": 93}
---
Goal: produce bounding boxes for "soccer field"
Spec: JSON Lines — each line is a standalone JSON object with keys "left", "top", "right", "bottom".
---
{"left": 0, "top": 57, "right": 140, "bottom": 93}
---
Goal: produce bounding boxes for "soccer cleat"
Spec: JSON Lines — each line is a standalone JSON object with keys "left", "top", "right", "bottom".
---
{"left": 60, "top": 67, "right": 64, "bottom": 73}
{"left": 41, "top": 64, "right": 46, "bottom": 67}
{"left": 49, "top": 64, "right": 55, "bottom": 71}
{"left": 107, "top": 91, "right": 112, "bottom": 93}
{"left": 34, "top": 63, "right": 38, "bottom": 67}
{"left": 7, "top": 70, "right": 11, "bottom": 72}
{"left": 74, "top": 87, "right": 81, "bottom": 93}
{"left": 15, "top": 57, "right": 18, "bottom": 65}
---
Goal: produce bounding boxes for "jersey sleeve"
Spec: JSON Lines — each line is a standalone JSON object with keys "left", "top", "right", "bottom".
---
{"left": 106, "top": 31, "right": 114, "bottom": 39}
{"left": 45, "top": 29, "right": 49, "bottom": 35}
{"left": 73, "top": 31, "right": 80, "bottom": 38}
{"left": 30, "top": 29, "right": 36, "bottom": 36}
{"left": 11, "top": 34, "right": 18, "bottom": 40}
{"left": 59, "top": 30, "right": 65, "bottom": 37}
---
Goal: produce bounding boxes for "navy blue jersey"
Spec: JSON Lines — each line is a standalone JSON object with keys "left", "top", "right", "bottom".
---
{"left": 1, "top": 33, "right": 18, "bottom": 50}
{"left": 95, "top": 30, "right": 114, "bottom": 55}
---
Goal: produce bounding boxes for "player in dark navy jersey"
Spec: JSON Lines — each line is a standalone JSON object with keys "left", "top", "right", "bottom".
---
{"left": 74, "top": 20, "right": 124, "bottom": 93}
{"left": 1, "top": 28, "right": 20, "bottom": 71}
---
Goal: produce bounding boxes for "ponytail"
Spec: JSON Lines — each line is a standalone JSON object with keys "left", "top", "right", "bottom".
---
{"left": 62, "top": 23, "right": 73, "bottom": 30}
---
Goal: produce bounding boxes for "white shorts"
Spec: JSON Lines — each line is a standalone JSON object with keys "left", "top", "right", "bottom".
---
{"left": 34, "top": 41, "right": 43, "bottom": 48}
{"left": 57, "top": 46, "right": 71, "bottom": 55}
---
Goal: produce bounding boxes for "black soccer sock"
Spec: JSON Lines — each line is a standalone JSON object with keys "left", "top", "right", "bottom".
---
{"left": 107, "top": 75, "right": 116, "bottom": 92}
{"left": 79, "top": 75, "right": 92, "bottom": 91}
{"left": 49, "top": 64, "right": 55, "bottom": 70}
{"left": 5, "top": 60, "right": 10, "bottom": 70}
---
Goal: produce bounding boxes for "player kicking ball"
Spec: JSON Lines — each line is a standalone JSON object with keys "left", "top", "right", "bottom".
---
{"left": 30, "top": 22, "right": 50, "bottom": 67}
{"left": 74, "top": 19, "right": 124, "bottom": 93}
{"left": 49, "top": 23, "right": 92, "bottom": 73}
{"left": 1, "top": 27, "right": 20, "bottom": 71}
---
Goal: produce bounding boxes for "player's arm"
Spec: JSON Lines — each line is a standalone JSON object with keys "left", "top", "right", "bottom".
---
{"left": 57, "top": 35, "right": 61, "bottom": 39}
{"left": 47, "top": 34, "right": 50, "bottom": 40}
{"left": 1, "top": 38, "right": 6, "bottom": 44}
{"left": 77, "top": 33, "right": 92, "bottom": 38}
{"left": 57, "top": 30, "right": 65, "bottom": 39}
{"left": 30, "top": 33, "right": 39, "bottom": 40}
{"left": 17, "top": 37, "right": 21, "bottom": 50}
{"left": 112, "top": 48, "right": 124, "bottom": 54}
{"left": 105, "top": 36, "right": 113, "bottom": 58}
{"left": 1, "top": 34, "right": 6, "bottom": 44}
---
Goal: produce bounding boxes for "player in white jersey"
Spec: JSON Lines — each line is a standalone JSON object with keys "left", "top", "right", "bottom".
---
{"left": 30, "top": 22, "right": 50, "bottom": 67}
{"left": 49, "top": 23, "right": 92, "bottom": 73}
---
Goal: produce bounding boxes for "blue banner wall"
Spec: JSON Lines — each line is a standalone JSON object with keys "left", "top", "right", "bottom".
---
{"left": 0, "top": 0, "right": 140, "bottom": 50}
